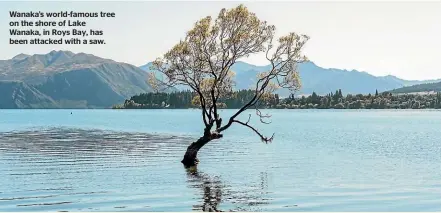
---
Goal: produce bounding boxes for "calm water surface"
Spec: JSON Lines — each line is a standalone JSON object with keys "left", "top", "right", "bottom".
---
{"left": 1, "top": 109, "right": 441, "bottom": 211}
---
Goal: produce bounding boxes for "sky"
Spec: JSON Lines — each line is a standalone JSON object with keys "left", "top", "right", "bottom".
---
{"left": 1, "top": 1, "right": 440, "bottom": 80}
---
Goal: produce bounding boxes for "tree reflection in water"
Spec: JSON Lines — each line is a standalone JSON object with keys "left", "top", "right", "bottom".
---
{"left": 186, "top": 167, "right": 271, "bottom": 212}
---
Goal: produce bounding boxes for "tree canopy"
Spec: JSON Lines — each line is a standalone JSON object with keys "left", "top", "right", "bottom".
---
{"left": 149, "top": 5, "right": 308, "bottom": 144}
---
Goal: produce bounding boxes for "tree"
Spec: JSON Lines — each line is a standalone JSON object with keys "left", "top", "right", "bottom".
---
{"left": 311, "top": 92, "right": 319, "bottom": 104}
{"left": 149, "top": 5, "right": 308, "bottom": 167}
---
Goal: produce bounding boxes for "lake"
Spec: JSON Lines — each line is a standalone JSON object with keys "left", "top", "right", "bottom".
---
{"left": 1, "top": 109, "right": 441, "bottom": 211}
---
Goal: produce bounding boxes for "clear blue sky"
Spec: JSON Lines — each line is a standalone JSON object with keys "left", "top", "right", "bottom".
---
{"left": 1, "top": 1, "right": 440, "bottom": 80}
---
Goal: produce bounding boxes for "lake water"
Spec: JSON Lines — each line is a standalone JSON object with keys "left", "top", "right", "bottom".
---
{"left": 1, "top": 109, "right": 441, "bottom": 211}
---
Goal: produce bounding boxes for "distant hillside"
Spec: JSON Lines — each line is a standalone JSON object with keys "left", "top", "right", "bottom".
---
{"left": 140, "top": 61, "right": 440, "bottom": 96}
{"left": 0, "top": 51, "right": 158, "bottom": 108}
{"left": 389, "top": 82, "right": 441, "bottom": 94}
{"left": 0, "top": 81, "right": 59, "bottom": 109}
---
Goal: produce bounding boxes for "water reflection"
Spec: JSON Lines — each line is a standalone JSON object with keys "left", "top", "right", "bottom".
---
{"left": 0, "top": 128, "right": 273, "bottom": 211}
{"left": 186, "top": 168, "right": 223, "bottom": 211}
{"left": 0, "top": 128, "right": 192, "bottom": 211}
{"left": 0, "top": 128, "right": 189, "bottom": 156}
{"left": 186, "top": 168, "right": 271, "bottom": 212}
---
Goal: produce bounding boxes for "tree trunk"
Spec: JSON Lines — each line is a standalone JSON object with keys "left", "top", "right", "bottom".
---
{"left": 181, "top": 135, "right": 212, "bottom": 168}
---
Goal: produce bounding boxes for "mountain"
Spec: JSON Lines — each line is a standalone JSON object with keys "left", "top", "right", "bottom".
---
{"left": 0, "top": 51, "right": 157, "bottom": 108}
{"left": 378, "top": 75, "right": 441, "bottom": 88}
{"left": 231, "top": 61, "right": 441, "bottom": 96}
{"left": 0, "top": 81, "right": 59, "bottom": 109}
{"left": 389, "top": 82, "right": 441, "bottom": 94}
{"left": 140, "top": 61, "right": 440, "bottom": 97}
{"left": 139, "top": 62, "right": 152, "bottom": 71}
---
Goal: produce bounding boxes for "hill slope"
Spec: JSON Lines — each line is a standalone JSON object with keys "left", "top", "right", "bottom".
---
{"left": 0, "top": 51, "right": 156, "bottom": 108}
{"left": 0, "top": 81, "right": 59, "bottom": 109}
{"left": 389, "top": 82, "right": 441, "bottom": 94}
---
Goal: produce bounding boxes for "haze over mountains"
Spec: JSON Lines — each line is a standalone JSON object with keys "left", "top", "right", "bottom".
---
{"left": 1, "top": 50, "right": 440, "bottom": 109}
{"left": 0, "top": 51, "right": 155, "bottom": 108}
{"left": 140, "top": 61, "right": 440, "bottom": 97}
{"left": 389, "top": 81, "right": 441, "bottom": 94}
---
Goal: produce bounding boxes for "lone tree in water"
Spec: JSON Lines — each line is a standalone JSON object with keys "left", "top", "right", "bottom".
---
{"left": 150, "top": 5, "right": 308, "bottom": 168}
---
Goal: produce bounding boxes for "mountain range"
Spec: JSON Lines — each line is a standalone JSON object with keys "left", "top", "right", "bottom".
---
{"left": 389, "top": 81, "right": 441, "bottom": 94}
{"left": 0, "top": 51, "right": 156, "bottom": 108}
{"left": 1, "top": 50, "right": 439, "bottom": 109}
{"left": 140, "top": 61, "right": 440, "bottom": 97}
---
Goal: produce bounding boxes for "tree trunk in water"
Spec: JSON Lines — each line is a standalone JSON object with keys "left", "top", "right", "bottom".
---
{"left": 181, "top": 135, "right": 211, "bottom": 168}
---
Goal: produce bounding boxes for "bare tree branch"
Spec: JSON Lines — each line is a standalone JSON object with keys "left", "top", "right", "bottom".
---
{"left": 256, "top": 108, "right": 272, "bottom": 124}
{"left": 233, "top": 120, "right": 275, "bottom": 143}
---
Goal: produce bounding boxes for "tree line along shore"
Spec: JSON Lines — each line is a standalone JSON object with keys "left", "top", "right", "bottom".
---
{"left": 113, "top": 89, "right": 441, "bottom": 110}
